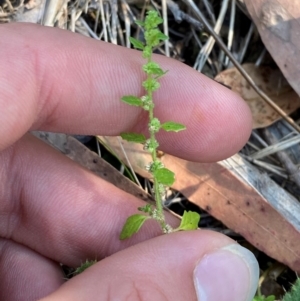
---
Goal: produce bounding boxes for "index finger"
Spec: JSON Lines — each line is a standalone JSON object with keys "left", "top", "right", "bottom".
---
{"left": 0, "top": 23, "right": 252, "bottom": 161}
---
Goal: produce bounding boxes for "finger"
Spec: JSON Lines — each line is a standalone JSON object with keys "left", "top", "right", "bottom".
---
{"left": 0, "top": 238, "right": 64, "bottom": 301}
{"left": 0, "top": 23, "right": 251, "bottom": 161}
{"left": 40, "top": 231, "right": 259, "bottom": 301}
{"left": 1, "top": 134, "right": 179, "bottom": 266}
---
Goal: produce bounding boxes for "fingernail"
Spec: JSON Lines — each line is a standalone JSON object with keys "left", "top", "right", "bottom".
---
{"left": 193, "top": 244, "right": 259, "bottom": 301}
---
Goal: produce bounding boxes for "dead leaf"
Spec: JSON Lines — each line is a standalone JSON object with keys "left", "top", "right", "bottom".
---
{"left": 101, "top": 136, "right": 300, "bottom": 272}
{"left": 244, "top": 0, "right": 300, "bottom": 97}
{"left": 215, "top": 64, "right": 300, "bottom": 128}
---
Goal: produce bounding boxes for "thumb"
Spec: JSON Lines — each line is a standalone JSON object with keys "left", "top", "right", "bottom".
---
{"left": 40, "top": 231, "right": 259, "bottom": 301}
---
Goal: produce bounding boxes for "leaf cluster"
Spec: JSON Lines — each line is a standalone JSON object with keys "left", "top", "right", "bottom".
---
{"left": 120, "top": 210, "right": 200, "bottom": 240}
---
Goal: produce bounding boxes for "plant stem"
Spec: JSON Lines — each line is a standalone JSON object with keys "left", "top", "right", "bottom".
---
{"left": 147, "top": 53, "right": 166, "bottom": 227}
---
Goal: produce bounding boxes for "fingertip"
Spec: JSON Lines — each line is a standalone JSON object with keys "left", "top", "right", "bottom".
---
{"left": 41, "top": 231, "right": 258, "bottom": 301}
{"left": 147, "top": 58, "right": 253, "bottom": 161}
{"left": 194, "top": 243, "right": 259, "bottom": 301}
{"left": 0, "top": 23, "right": 252, "bottom": 161}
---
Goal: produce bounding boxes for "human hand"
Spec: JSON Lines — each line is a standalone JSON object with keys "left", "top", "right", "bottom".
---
{"left": 0, "top": 23, "right": 258, "bottom": 301}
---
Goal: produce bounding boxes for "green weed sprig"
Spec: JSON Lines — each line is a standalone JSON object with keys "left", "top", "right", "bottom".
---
{"left": 119, "top": 10, "right": 200, "bottom": 240}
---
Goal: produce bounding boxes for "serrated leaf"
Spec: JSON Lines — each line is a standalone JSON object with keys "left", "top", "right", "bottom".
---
{"left": 74, "top": 260, "right": 97, "bottom": 275}
{"left": 120, "top": 133, "right": 146, "bottom": 143}
{"left": 177, "top": 211, "right": 200, "bottom": 231}
{"left": 120, "top": 214, "right": 149, "bottom": 240}
{"left": 121, "top": 95, "right": 143, "bottom": 107}
{"left": 129, "top": 37, "right": 144, "bottom": 50}
{"left": 153, "top": 168, "right": 175, "bottom": 186}
{"left": 161, "top": 122, "right": 186, "bottom": 132}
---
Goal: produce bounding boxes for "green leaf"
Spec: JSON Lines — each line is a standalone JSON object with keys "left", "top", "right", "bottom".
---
{"left": 265, "top": 296, "right": 275, "bottom": 301}
{"left": 74, "top": 259, "right": 97, "bottom": 275}
{"left": 120, "top": 214, "right": 149, "bottom": 240}
{"left": 177, "top": 211, "right": 200, "bottom": 231}
{"left": 135, "top": 20, "right": 144, "bottom": 26}
{"left": 120, "top": 132, "right": 146, "bottom": 143}
{"left": 161, "top": 122, "right": 186, "bottom": 132}
{"left": 121, "top": 95, "right": 143, "bottom": 107}
{"left": 129, "top": 37, "right": 144, "bottom": 50}
{"left": 138, "top": 204, "right": 153, "bottom": 213}
{"left": 157, "top": 31, "right": 169, "bottom": 41}
{"left": 153, "top": 168, "right": 175, "bottom": 186}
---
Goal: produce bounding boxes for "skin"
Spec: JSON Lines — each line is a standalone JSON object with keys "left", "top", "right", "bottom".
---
{"left": 0, "top": 23, "right": 253, "bottom": 300}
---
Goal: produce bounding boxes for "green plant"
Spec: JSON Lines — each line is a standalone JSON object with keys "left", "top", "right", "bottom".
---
{"left": 119, "top": 10, "right": 200, "bottom": 240}
{"left": 282, "top": 278, "right": 300, "bottom": 301}
{"left": 251, "top": 277, "right": 300, "bottom": 301}
{"left": 252, "top": 295, "right": 275, "bottom": 301}
{"left": 73, "top": 259, "right": 97, "bottom": 276}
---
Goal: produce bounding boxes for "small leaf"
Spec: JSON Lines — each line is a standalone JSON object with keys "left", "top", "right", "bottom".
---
{"left": 74, "top": 260, "right": 97, "bottom": 275}
{"left": 152, "top": 68, "right": 166, "bottom": 76}
{"left": 135, "top": 20, "right": 144, "bottom": 26}
{"left": 157, "top": 32, "right": 169, "bottom": 41}
{"left": 121, "top": 95, "right": 143, "bottom": 107}
{"left": 138, "top": 204, "right": 153, "bottom": 213}
{"left": 120, "top": 132, "right": 146, "bottom": 143}
{"left": 177, "top": 211, "right": 200, "bottom": 231}
{"left": 153, "top": 168, "right": 175, "bottom": 186}
{"left": 161, "top": 122, "right": 186, "bottom": 132}
{"left": 120, "top": 214, "right": 149, "bottom": 240}
{"left": 265, "top": 296, "right": 275, "bottom": 301}
{"left": 129, "top": 37, "right": 144, "bottom": 50}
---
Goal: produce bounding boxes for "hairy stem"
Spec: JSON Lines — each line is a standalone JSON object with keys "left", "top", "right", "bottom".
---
{"left": 146, "top": 53, "right": 166, "bottom": 227}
